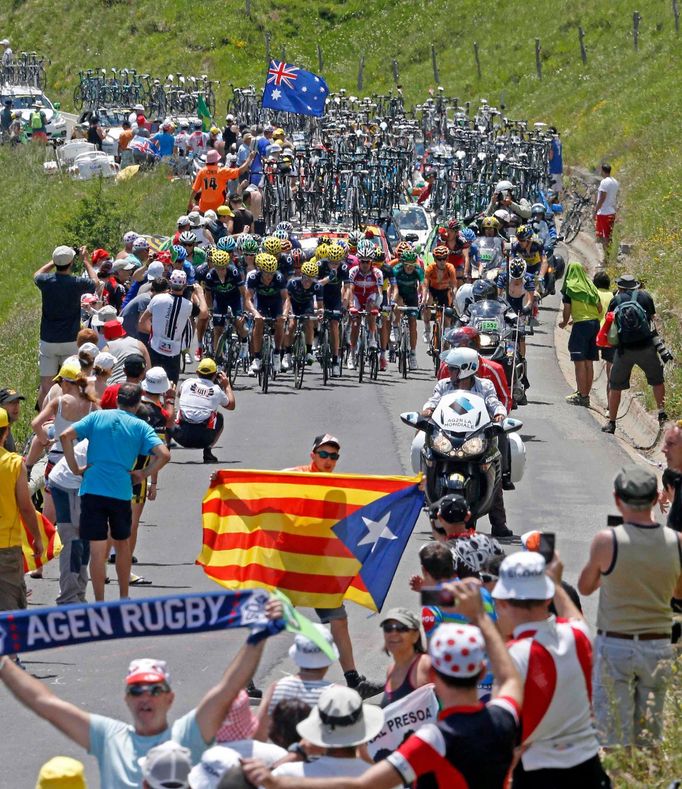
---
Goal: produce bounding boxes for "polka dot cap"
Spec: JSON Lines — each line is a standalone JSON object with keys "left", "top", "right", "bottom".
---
{"left": 429, "top": 623, "right": 486, "bottom": 678}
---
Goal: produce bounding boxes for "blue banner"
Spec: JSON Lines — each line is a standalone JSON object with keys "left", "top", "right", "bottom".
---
{"left": 0, "top": 589, "right": 271, "bottom": 656}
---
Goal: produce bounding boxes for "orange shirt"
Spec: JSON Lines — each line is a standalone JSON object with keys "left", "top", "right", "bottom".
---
{"left": 284, "top": 463, "right": 319, "bottom": 473}
{"left": 192, "top": 165, "right": 241, "bottom": 211}
{"left": 425, "top": 262, "right": 456, "bottom": 290}
{"left": 118, "top": 129, "right": 133, "bottom": 152}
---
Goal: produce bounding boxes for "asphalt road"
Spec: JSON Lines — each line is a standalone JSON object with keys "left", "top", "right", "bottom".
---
{"left": 1, "top": 287, "right": 635, "bottom": 786}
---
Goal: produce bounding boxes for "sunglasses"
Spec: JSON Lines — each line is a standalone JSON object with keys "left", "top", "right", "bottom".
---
{"left": 126, "top": 683, "right": 169, "bottom": 697}
{"left": 432, "top": 524, "right": 447, "bottom": 535}
{"left": 382, "top": 623, "right": 411, "bottom": 633}
{"left": 479, "top": 572, "right": 498, "bottom": 584}
{"left": 315, "top": 450, "right": 339, "bottom": 460}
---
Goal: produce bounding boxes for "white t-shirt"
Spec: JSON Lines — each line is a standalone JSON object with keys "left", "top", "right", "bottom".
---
{"left": 48, "top": 440, "right": 88, "bottom": 490}
{"left": 597, "top": 176, "right": 619, "bottom": 215}
{"left": 272, "top": 755, "right": 371, "bottom": 780}
{"left": 178, "top": 376, "right": 229, "bottom": 423}
{"left": 217, "top": 739, "right": 286, "bottom": 765}
{"left": 148, "top": 293, "right": 193, "bottom": 357}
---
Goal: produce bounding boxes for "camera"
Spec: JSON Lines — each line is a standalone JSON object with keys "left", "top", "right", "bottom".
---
{"left": 652, "top": 333, "right": 674, "bottom": 364}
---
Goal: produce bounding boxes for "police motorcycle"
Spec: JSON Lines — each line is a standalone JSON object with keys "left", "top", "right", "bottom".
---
{"left": 403, "top": 350, "right": 525, "bottom": 517}
{"left": 530, "top": 202, "right": 565, "bottom": 297}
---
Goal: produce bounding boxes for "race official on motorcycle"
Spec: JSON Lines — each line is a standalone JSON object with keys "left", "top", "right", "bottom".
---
{"left": 485, "top": 180, "right": 531, "bottom": 222}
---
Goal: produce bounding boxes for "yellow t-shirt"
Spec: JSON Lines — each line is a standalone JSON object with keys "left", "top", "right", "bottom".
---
{"left": 0, "top": 447, "right": 23, "bottom": 548}
{"left": 597, "top": 289, "right": 612, "bottom": 327}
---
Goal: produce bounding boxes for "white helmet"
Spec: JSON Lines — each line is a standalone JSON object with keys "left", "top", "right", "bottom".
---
{"left": 455, "top": 282, "right": 474, "bottom": 316}
{"left": 495, "top": 180, "right": 514, "bottom": 193}
{"left": 441, "top": 347, "right": 479, "bottom": 379}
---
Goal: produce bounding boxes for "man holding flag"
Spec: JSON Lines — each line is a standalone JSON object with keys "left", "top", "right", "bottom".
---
{"left": 0, "top": 407, "right": 43, "bottom": 624}
{"left": 188, "top": 148, "right": 256, "bottom": 214}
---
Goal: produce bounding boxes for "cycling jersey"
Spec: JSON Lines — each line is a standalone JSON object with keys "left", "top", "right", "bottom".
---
{"left": 187, "top": 130, "right": 208, "bottom": 155}
{"left": 287, "top": 277, "right": 320, "bottom": 316}
{"left": 447, "top": 232, "right": 469, "bottom": 269}
{"left": 246, "top": 270, "right": 286, "bottom": 302}
{"left": 393, "top": 263, "right": 425, "bottom": 297}
{"left": 425, "top": 262, "right": 456, "bottom": 290}
{"left": 496, "top": 271, "right": 535, "bottom": 294}
{"left": 193, "top": 262, "right": 210, "bottom": 285}
{"left": 318, "top": 261, "right": 350, "bottom": 308}
{"left": 511, "top": 239, "right": 544, "bottom": 272}
{"left": 348, "top": 265, "right": 383, "bottom": 304}
{"left": 147, "top": 293, "right": 193, "bottom": 357}
{"left": 204, "top": 267, "right": 244, "bottom": 321}
{"left": 379, "top": 262, "right": 397, "bottom": 292}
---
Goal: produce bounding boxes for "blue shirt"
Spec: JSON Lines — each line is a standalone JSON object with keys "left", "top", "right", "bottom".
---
{"left": 73, "top": 409, "right": 162, "bottom": 500}
{"left": 549, "top": 137, "right": 563, "bottom": 174}
{"left": 152, "top": 131, "right": 175, "bottom": 158}
{"left": 89, "top": 710, "right": 208, "bottom": 789}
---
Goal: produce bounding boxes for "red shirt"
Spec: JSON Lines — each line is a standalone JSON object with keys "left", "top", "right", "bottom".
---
{"left": 438, "top": 356, "right": 512, "bottom": 412}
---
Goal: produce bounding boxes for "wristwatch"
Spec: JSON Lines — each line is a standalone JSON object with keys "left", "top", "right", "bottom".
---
{"left": 287, "top": 742, "right": 310, "bottom": 762}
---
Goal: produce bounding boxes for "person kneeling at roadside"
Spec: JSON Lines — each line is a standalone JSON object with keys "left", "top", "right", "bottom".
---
{"left": 171, "top": 358, "right": 235, "bottom": 464}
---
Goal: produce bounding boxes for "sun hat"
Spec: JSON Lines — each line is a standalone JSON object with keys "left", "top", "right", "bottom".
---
{"left": 429, "top": 622, "right": 487, "bottom": 678}
{"left": 53, "top": 360, "right": 82, "bottom": 383}
{"left": 379, "top": 607, "right": 421, "bottom": 630}
{"left": 615, "top": 274, "right": 639, "bottom": 290}
{"left": 147, "top": 261, "right": 166, "bottom": 280}
{"left": 614, "top": 465, "right": 657, "bottom": 504}
{"left": 288, "top": 623, "right": 339, "bottom": 669}
{"left": 90, "top": 305, "right": 122, "bottom": 327}
{"left": 93, "top": 351, "right": 117, "bottom": 372}
{"left": 197, "top": 358, "right": 218, "bottom": 376}
{"left": 126, "top": 658, "right": 171, "bottom": 686}
{"left": 169, "top": 270, "right": 187, "bottom": 289}
{"left": 188, "top": 746, "right": 241, "bottom": 789}
{"left": 215, "top": 689, "right": 258, "bottom": 743}
{"left": 206, "top": 149, "right": 220, "bottom": 164}
{"left": 101, "top": 319, "right": 126, "bottom": 340}
{"left": 52, "top": 246, "right": 76, "bottom": 267}
{"left": 177, "top": 215, "right": 190, "bottom": 227}
{"left": 132, "top": 236, "right": 149, "bottom": 251}
{"left": 188, "top": 211, "right": 204, "bottom": 227}
{"left": 138, "top": 741, "right": 191, "bottom": 789}
{"left": 296, "top": 685, "right": 384, "bottom": 748}
{"left": 492, "top": 551, "right": 555, "bottom": 601}
{"left": 143, "top": 367, "right": 170, "bottom": 394}
{"left": 35, "top": 756, "right": 86, "bottom": 788}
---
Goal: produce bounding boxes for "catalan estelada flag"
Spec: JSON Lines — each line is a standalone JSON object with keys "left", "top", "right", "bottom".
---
{"left": 22, "top": 512, "right": 62, "bottom": 574}
{"left": 198, "top": 470, "right": 423, "bottom": 611}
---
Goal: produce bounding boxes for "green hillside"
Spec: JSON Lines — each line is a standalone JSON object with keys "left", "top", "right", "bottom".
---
{"left": 1, "top": 0, "right": 682, "bottom": 415}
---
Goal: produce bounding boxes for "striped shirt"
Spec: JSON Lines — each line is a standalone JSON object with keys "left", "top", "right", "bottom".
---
{"left": 148, "top": 293, "right": 193, "bottom": 357}
{"left": 267, "top": 675, "right": 332, "bottom": 715}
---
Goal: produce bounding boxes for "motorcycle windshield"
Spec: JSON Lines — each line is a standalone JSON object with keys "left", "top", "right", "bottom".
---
{"left": 468, "top": 301, "right": 506, "bottom": 333}
{"left": 431, "top": 390, "right": 491, "bottom": 435}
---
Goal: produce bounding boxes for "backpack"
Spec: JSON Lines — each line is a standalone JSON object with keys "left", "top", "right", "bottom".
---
{"left": 613, "top": 291, "right": 651, "bottom": 345}
{"left": 30, "top": 111, "right": 43, "bottom": 130}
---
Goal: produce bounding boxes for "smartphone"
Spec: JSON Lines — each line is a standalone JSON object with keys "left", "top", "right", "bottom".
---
{"left": 607, "top": 514, "right": 624, "bottom": 527}
{"left": 421, "top": 587, "right": 455, "bottom": 607}
{"left": 537, "top": 532, "right": 555, "bottom": 564}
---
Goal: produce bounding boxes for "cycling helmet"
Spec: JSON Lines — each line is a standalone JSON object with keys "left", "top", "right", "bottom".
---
{"left": 462, "top": 228, "right": 476, "bottom": 243}
{"left": 263, "top": 236, "right": 282, "bottom": 256}
{"left": 530, "top": 202, "right": 546, "bottom": 216}
{"left": 171, "top": 244, "right": 187, "bottom": 262}
{"left": 356, "top": 239, "right": 375, "bottom": 260}
{"left": 442, "top": 326, "right": 480, "bottom": 350}
{"left": 395, "top": 241, "right": 411, "bottom": 258}
{"left": 317, "top": 235, "right": 332, "bottom": 247}
{"left": 515, "top": 224, "right": 533, "bottom": 241}
{"left": 255, "top": 252, "right": 278, "bottom": 273}
{"left": 276, "top": 221, "right": 293, "bottom": 234}
{"left": 472, "top": 279, "right": 497, "bottom": 302}
{"left": 509, "top": 257, "right": 527, "bottom": 279}
{"left": 178, "top": 231, "right": 197, "bottom": 245}
{"left": 447, "top": 217, "right": 461, "bottom": 230}
{"left": 315, "top": 242, "right": 331, "bottom": 261}
{"left": 400, "top": 248, "right": 418, "bottom": 264}
{"left": 280, "top": 238, "right": 292, "bottom": 253}
{"left": 205, "top": 245, "right": 218, "bottom": 263}
{"left": 327, "top": 244, "right": 345, "bottom": 263}
{"left": 433, "top": 244, "right": 449, "bottom": 260}
{"left": 348, "top": 230, "right": 363, "bottom": 248}
{"left": 211, "top": 249, "right": 231, "bottom": 268}
{"left": 301, "top": 260, "right": 319, "bottom": 278}
{"left": 273, "top": 228, "right": 288, "bottom": 241}
{"left": 442, "top": 346, "right": 479, "bottom": 378}
{"left": 242, "top": 237, "right": 259, "bottom": 255}
{"left": 481, "top": 216, "right": 500, "bottom": 231}
{"left": 217, "top": 236, "right": 236, "bottom": 252}
{"left": 374, "top": 246, "right": 385, "bottom": 263}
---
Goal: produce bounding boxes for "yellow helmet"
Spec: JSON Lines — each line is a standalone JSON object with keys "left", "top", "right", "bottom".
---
{"left": 327, "top": 244, "right": 345, "bottom": 263}
{"left": 301, "top": 260, "right": 319, "bottom": 278}
{"left": 255, "top": 252, "right": 278, "bottom": 273}
{"left": 316, "top": 243, "right": 331, "bottom": 260}
{"left": 263, "top": 236, "right": 282, "bottom": 256}
{"left": 211, "top": 249, "right": 231, "bottom": 268}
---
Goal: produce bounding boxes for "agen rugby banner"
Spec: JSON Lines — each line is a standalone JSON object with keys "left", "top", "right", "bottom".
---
{"left": 0, "top": 589, "right": 273, "bottom": 656}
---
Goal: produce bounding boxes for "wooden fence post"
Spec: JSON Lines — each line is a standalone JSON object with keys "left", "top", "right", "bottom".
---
{"left": 245, "top": 0, "right": 251, "bottom": 16}
{"left": 317, "top": 44, "right": 324, "bottom": 72}
{"left": 673, "top": 0, "right": 680, "bottom": 34}
{"left": 535, "top": 38, "right": 542, "bottom": 79}
{"left": 357, "top": 55, "right": 364, "bottom": 92}
{"left": 264, "top": 32, "right": 271, "bottom": 67}
{"left": 281, "top": 46, "right": 286, "bottom": 62}
{"left": 392, "top": 59, "right": 400, "bottom": 84}
{"left": 633, "top": 11, "right": 641, "bottom": 50}
{"left": 473, "top": 41, "right": 482, "bottom": 79}
{"left": 431, "top": 45, "right": 440, "bottom": 84}
{"left": 578, "top": 26, "right": 587, "bottom": 64}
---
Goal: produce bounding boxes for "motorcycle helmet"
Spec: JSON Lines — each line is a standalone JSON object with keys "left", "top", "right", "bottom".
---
{"left": 530, "top": 202, "right": 546, "bottom": 217}
{"left": 509, "top": 257, "right": 527, "bottom": 279}
{"left": 482, "top": 216, "right": 500, "bottom": 231}
{"left": 455, "top": 283, "right": 474, "bottom": 316}
{"left": 441, "top": 347, "right": 479, "bottom": 379}
{"left": 442, "top": 326, "right": 481, "bottom": 350}
{"left": 515, "top": 224, "right": 533, "bottom": 241}
{"left": 472, "top": 279, "right": 497, "bottom": 302}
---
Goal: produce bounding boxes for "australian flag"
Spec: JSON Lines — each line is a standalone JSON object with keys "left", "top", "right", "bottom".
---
{"left": 262, "top": 60, "right": 329, "bottom": 118}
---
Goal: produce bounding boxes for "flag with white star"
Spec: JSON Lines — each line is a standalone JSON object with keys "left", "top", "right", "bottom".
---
{"left": 333, "top": 481, "right": 424, "bottom": 611}
{"left": 262, "top": 59, "right": 329, "bottom": 117}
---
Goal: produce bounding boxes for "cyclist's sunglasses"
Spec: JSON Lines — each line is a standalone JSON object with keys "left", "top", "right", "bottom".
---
{"left": 433, "top": 255, "right": 448, "bottom": 261}
{"left": 382, "top": 622, "right": 411, "bottom": 633}
{"left": 315, "top": 450, "right": 339, "bottom": 460}
{"left": 126, "top": 683, "right": 170, "bottom": 697}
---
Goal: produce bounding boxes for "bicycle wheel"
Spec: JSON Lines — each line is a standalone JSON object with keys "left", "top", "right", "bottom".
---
{"left": 227, "top": 340, "right": 241, "bottom": 386}
{"left": 431, "top": 320, "right": 441, "bottom": 375}
{"left": 561, "top": 211, "right": 581, "bottom": 244}
{"left": 399, "top": 332, "right": 409, "bottom": 380}
{"left": 293, "top": 333, "right": 306, "bottom": 390}
{"left": 201, "top": 326, "right": 214, "bottom": 359}
{"left": 260, "top": 335, "right": 271, "bottom": 393}
{"left": 73, "top": 85, "right": 84, "bottom": 111}
{"left": 369, "top": 349, "right": 379, "bottom": 380}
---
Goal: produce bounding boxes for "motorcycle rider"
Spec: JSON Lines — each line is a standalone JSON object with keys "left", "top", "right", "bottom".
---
{"left": 497, "top": 257, "right": 534, "bottom": 379}
{"left": 421, "top": 347, "right": 514, "bottom": 539}
{"left": 486, "top": 180, "right": 532, "bottom": 223}
{"left": 476, "top": 217, "right": 505, "bottom": 279}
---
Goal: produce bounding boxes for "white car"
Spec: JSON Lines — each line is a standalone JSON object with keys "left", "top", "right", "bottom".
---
{"left": 392, "top": 204, "right": 433, "bottom": 247}
{"left": 0, "top": 84, "right": 67, "bottom": 141}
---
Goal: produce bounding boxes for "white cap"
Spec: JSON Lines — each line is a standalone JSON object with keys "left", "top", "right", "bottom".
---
{"left": 132, "top": 236, "right": 149, "bottom": 251}
{"left": 147, "top": 261, "right": 166, "bottom": 280}
{"left": 126, "top": 657, "right": 171, "bottom": 685}
{"left": 142, "top": 367, "right": 170, "bottom": 394}
{"left": 52, "top": 245, "right": 76, "bottom": 266}
{"left": 90, "top": 305, "right": 122, "bottom": 327}
{"left": 139, "top": 741, "right": 191, "bottom": 789}
{"left": 492, "top": 551, "right": 555, "bottom": 601}
{"left": 134, "top": 103, "right": 145, "bottom": 112}
{"left": 188, "top": 746, "right": 241, "bottom": 789}
{"left": 288, "top": 624, "right": 339, "bottom": 669}
{"left": 204, "top": 209, "right": 217, "bottom": 222}
{"left": 177, "top": 215, "right": 190, "bottom": 226}
{"left": 188, "top": 211, "right": 203, "bottom": 227}
{"left": 429, "top": 623, "right": 487, "bottom": 678}
{"left": 169, "top": 270, "right": 187, "bottom": 288}
{"left": 93, "top": 351, "right": 116, "bottom": 371}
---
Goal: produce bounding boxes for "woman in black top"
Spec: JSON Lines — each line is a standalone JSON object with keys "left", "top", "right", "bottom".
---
{"left": 87, "top": 116, "right": 105, "bottom": 150}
